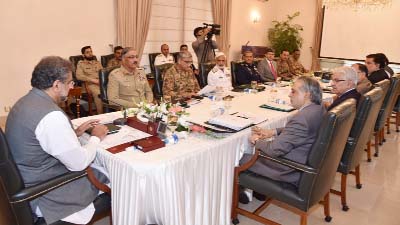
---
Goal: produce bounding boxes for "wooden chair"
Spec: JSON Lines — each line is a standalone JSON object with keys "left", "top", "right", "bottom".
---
{"left": 232, "top": 99, "right": 356, "bottom": 225}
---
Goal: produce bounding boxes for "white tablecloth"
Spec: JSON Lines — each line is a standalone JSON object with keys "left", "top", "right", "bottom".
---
{"left": 76, "top": 87, "right": 333, "bottom": 225}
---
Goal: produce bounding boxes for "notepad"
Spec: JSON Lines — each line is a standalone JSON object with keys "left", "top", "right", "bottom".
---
{"left": 259, "top": 103, "right": 295, "bottom": 112}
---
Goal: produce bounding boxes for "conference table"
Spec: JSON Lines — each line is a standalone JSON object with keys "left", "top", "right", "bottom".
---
{"left": 72, "top": 83, "right": 333, "bottom": 225}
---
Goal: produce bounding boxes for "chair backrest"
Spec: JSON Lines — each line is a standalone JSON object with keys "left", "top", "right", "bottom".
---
{"left": 172, "top": 52, "right": 179, "bottom": 62}
{"left": 148, "top": 53, "right": 161, "bottom": 75}
{"left": 100, "top": 54, "right": 115, "bottom": 68}
{"left": 230, "top": 61, "right": 239, "bottom": 87}
{"left": 297, "top": 99, "right": 356, "bottom": 208}
{"left": 374, "top": 76, "right": 399, "bottom": 131}
{"left": 0, "top": 129, "right": 35, "bottom": 225}
{"left": 339, "top": 87, "right": 384, "bottom": 173}
{"left": 152, "top": 63, "right": 174, "bottom": 100}
{"left": 99, "top": 66, "right": 119, "bottom": 104}
{"left": 198, "top": 63, "right": 216, "bottom": 88}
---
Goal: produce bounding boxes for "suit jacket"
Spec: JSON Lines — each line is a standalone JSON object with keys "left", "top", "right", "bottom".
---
{"left": 368, "top": 69, "right": 389, "bottom": 84}
{"left": 328, "top": 88, "right": 361, "bottom": 111}
{"left": 257, "top": 59, "right": 277, "bottom": 82}
{"left": 241, "top": 103, "right": 326, "bottom": 185}
{"left": 235, "top": 62, "right": 262, "bottom": 85}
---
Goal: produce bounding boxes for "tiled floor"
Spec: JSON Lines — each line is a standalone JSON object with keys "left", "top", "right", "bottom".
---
{"left": 95, "top": 128, "right": 400, "bottom": 225}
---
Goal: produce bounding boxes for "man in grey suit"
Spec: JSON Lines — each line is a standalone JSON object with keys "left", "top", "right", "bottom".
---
{"left": 257, "top": 48, "right": 278, "bottom": 82}
{"left": 241, "top": 76, "right": 325, "bottom": 187}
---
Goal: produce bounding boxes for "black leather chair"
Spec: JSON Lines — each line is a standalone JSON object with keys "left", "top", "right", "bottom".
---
{"left": 232, "top": 99, "right": 357, "bottom": 225}
{"left": 0, "top": 128, "right": 111, "bottom": 225}
{"left": 152, "top": 63, "right": 174, "bottom": 100}
{"left": 372, "top": 75, "right": 399, "bottom": 157}
{"left": 99, "top": 66, "right": 120, "bottom": 113}
{"left": 331, "top": 87, "right": 384, "bottom": 211}
{"left": 172, "top": 52, "right": 179, "bottom": 62}
{"left": 230, "top": 61, "right": 239, "bottom": 87}
{"left": 100, "top": 54, "right": 115, "bottom": 68}
{"left": 148, "top": 53, "right": 160, "bottom": 76}
{"left": 198, "top": 63, "right": 216, "bottom": 88}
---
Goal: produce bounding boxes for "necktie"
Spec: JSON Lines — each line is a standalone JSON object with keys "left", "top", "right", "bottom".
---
{"left": 269, "top": 61, "right": 277, "bottom": 80}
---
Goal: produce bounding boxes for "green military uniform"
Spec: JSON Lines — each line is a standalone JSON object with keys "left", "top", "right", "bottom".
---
{"left": 106, "top": 58, "right": 121, "bottom": 69}
{"left": 289, "top": 56, "right": 307, "bottom": 75}
{"left": 107, "top": 66, "right": 153, "bottom": 108}
{"left": 76, "top": 60, "right": 103, "bottom": 113}
{"left": 162, "top": 64, "right": 200, "bottom": 99}
{"left": 276, "top": 58, "right": 295, "bottom": 81}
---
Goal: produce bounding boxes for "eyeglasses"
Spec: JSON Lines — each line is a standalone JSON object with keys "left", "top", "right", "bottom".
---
{"left": 183, "top": 60, "right": 193, "bottom": 64}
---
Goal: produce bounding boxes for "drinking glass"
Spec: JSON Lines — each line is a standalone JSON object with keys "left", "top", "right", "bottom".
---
{"left": 251, "top": 81, "right": 257, "bottom": 90}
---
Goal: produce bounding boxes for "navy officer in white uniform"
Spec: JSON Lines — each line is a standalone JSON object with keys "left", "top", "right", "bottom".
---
{"left": 207, "top": 52, "right": 232, "bottom": 91}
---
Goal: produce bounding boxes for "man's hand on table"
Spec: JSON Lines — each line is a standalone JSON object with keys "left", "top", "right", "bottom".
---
{"left": 75, "top": 119, "right": 100, "bottom": 137}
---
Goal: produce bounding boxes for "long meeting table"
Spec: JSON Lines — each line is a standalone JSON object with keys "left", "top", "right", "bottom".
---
{"left": 72, "top": 84, "right": 333, "bottom": 225}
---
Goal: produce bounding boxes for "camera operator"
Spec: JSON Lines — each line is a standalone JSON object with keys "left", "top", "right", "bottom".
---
{"left": 192, "top": 26, "right": 218, "bottom": 64}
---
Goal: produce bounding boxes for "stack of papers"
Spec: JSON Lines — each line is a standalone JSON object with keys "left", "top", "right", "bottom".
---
{"left": 208, "top": 114, "right": 254, "bottom": 131}
{"left": 259, "top": 102, "right": 295, "bottom": 112}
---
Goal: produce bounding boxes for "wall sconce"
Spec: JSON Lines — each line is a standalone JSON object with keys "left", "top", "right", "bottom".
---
{"left": 251, "top": 11, "right": 261, "bottom": 23}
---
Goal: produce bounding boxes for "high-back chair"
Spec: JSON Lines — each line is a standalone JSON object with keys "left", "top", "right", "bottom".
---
{"left": 331, "top": 87, "right": 384, "bottom": 211}
{"left": 372, "top": 75, "right": 399, "bottom": 157}
{"left": 232, "top": 99, "right": 357, "bottom": 225}
{"left": 0, "top": 129, "right": 111, "bottom": 225}
{"left": 99, "top": 66, "right": 120, "bottom": 113}
{"left": 152, "top": 63, "right": 174, "bottom": 100}
{"left": 148, "top": 53, "right": 160, "bottom": 76}
{"left": 100, "top": 54, "right": 115, "bottom": 68}
{"left": 230, "top": 61, "right": 239, "bottom": 87}
{"left": 198, "top": 63, "right": 216, "bottom": 88}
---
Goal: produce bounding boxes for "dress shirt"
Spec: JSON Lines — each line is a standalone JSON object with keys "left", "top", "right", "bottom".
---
{"left": 34, "top": 111, "right": 101, "bottom": 224}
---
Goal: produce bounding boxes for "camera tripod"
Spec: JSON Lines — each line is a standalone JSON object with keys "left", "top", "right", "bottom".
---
{"left": 200, "top": 35, "right": 216, "bottom": 64}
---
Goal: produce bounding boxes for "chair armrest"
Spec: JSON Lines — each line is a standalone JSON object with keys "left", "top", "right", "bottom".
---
{"left": 236, "top": 149, "right": 261, "bottom": 173}
{"left": 11, "top": 171, "right": 87, "bottom": 204}
{"left": 86, "top": 167, "right": 111, "bottom": 194}
{"left": 259, "top": 152, "right": 317, "bottom": 174}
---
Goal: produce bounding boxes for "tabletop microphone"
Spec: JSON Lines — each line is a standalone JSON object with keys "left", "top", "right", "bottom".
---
{"left": 103, "top": 98, "right": 128, "bottom": 125}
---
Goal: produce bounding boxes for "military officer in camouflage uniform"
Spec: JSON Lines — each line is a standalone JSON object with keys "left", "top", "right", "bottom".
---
{"left": 163, "top": 51, "right": 200, "bottom": 99}
{"left": 107, "top": 48, "right": 153, "bottom": 108}
{"left": 235, "top": 51, "right": 262, "bottom": 85}
{"left": 207, "top": 52, "right": 232, "bottom": 91}
{"left": 290, "top": 49, "right": 309, "bottom": 75}
{"left": 76, "top": 46, "right": 104, "bottom": 114}
{"left": 106, "top": 46, "right": 123, "bottom": 69}
{"left": 276, "top": 49, "right": 295, "bottom": 81}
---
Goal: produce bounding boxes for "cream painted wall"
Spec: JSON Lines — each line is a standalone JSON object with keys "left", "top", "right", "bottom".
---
{"left": 229, "top": 0, "right": 316, "bottom": 69}
{"left": 0, "top": 0, "right": 318, "bottom": 116}
{"left": 229, "top": 0, "right": 274, "bottom": 62}
{"left": 0, "top": 0, "right": 116, "bottom": 116}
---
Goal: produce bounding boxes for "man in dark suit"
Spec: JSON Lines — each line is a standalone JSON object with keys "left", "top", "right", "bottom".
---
{"left": 365, "top": 53, "right": 389, "bottom": 84}
{"left": 257, "top": 48, "right": 278, "bottom": 82}
{"left": 327, "top": 66, "right": 361, "bottom": 111}
{"left": 241, "top": 76, "right": 325, "bottom": 187}
{"left": 235, "top": 51, "right": 262, "bottom": 85}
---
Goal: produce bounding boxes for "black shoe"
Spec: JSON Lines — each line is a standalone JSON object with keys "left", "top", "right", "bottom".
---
{"left": 253, "top": 191, "right": 266, "bottom": 201}
{"left": 239, "top": 191, "right": 249, "bottom": 204}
